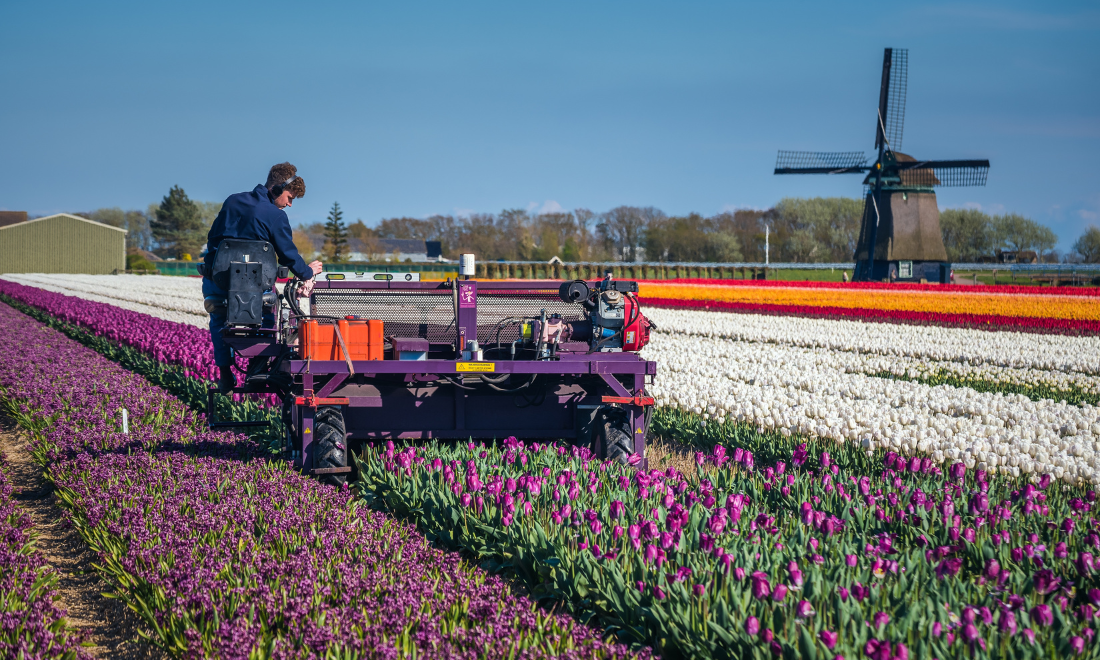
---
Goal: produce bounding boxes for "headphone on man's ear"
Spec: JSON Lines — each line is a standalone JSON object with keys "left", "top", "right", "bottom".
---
{"left": 270, "top": 176, "right": 296, "bottom": 196}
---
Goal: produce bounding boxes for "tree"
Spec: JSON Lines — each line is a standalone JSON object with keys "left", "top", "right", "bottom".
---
{"left": 347, "top": 219, "right": 383, "bottom": 261}
{"left": 292, "top": 229, "right": 316, "bottom": 260}
{"left": 939, "top": 208, "right": 994, "bottom": 262}
{"left": 152, "top": 186, "right": 205, "bottom": 259}
{"left": 599, "top": 206, "right": 663, "bottom": 262}
{"left": 644, "top": 213, "right": 742, "bottom": 262}
{"left": 322, "top": 201, "right": 349, "bottom": 262}
{"left": 993, "top": 213, "right": 1056, "bottom": 253}
{"left": 769, "top": 197, "right": 863, "bottom": 262}
{"left": 1073, "top": 227, "right": 1100, "bottom": 263}
{"left": 85, "top": 207, "right": 155, "bottom": 251}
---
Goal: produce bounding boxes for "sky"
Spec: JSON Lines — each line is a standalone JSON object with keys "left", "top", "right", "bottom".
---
{"left": 1, "top": 1, "right": 1097, "bottom": 251}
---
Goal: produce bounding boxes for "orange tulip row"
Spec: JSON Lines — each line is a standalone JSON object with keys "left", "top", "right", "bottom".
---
{"left": 638, "top": 283, "right": 1100, "bottom": 322}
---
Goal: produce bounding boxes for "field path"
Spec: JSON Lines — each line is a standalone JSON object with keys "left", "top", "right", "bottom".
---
{"left": 0, "top": 416, "right": 162, "bottom": 659}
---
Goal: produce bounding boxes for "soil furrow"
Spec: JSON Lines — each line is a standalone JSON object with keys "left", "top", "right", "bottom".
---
{"left": 0, "top": 416, "right": 163, "bottom": 659}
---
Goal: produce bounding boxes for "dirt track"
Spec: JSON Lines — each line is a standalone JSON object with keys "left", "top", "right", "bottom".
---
{"left": 0, "top": 417, "right": 163, "bottom": 659}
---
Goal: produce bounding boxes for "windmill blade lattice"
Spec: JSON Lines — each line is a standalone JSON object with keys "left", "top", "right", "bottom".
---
{"left": 774, "top": 150, "right": 868, "bottom": 174}
{"left": 884, "top": 49, "right": 907, "bottom": 150}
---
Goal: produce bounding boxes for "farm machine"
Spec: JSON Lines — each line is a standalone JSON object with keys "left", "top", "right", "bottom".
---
{"left": 203, "top": 241, "right": 658, "bottom": 483}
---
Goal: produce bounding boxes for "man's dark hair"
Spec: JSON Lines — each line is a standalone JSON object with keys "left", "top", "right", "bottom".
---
{"left": 266, "top": 162, "right": 306, "bottom": 198}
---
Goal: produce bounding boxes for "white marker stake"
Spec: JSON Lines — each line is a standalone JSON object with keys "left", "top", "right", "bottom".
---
{"left": 121, "top": 408, "right": 129, "bottom": 435}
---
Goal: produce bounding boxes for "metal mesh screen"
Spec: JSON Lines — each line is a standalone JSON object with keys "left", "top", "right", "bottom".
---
{"left": 476, "top": 287, "right": 587, "bottom": 347}
{"left": 311, "top": 289, "right": 457, "bottom": 342}
{"left": 900, "top": 163, "right": 989, "bottom": 187}
{"left": 775, "top": 150, "right": 867, "bottom": 171}
{"left": 885, "top": 49, "right": 908, "bottom": 150}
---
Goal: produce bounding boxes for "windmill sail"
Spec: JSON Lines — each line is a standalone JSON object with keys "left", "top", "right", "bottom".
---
{"left": 875, "top": 48, "right": 908, "bottom": 151}
{"left": 774, "top": 150, "right": 867, "bottom": 174}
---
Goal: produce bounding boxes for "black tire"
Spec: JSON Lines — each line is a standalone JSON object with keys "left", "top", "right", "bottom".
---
{"left": 313, "top": 406, "right": 347, "bottom": 486}
{"left": 595, "top": 408, "right": 635, "bottom": 464}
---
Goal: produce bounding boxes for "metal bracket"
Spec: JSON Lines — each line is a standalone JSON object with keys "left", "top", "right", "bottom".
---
{"left": 602, "top": 395, "right": 655, "bottom": 406}
{"left": 294, "top": 396, "right": 350, "bottom": 408}
{"left": 310, "top": 466, "right": 353, "bottom": 475}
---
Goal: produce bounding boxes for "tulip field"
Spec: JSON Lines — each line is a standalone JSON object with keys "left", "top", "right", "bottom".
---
{"left": 1, "top": 273, "right": 1100, "bottom": 658}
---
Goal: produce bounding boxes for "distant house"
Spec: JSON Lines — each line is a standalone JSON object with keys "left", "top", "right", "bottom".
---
{"left": 0, "top": 213, "right": 126, "bottom": 274}
{"left": 0, "top": 211, "right": 28, "bottom": 228}
{"left": 348, "top": 239, "right": 445, "bottom": 263}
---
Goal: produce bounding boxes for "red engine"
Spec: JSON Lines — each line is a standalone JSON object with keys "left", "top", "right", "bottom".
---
{"left": 622, "top": 294, "right": 652, "bottom": 352}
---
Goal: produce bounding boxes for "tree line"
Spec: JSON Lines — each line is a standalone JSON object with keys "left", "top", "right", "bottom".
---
{"left": 75, "top": 186, "right": 1099, "bottom": 265}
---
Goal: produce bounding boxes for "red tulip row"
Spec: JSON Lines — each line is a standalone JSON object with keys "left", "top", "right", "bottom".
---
{"left": 639, "top": 297, "right": 1100, "bottom": 335}
{"left": 637, "top": 279, "right": 1100, "bottom": 297}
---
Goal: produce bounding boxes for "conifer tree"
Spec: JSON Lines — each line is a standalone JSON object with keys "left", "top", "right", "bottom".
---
{"left": 323, "top": 201, "right": 349, "bottom": 262}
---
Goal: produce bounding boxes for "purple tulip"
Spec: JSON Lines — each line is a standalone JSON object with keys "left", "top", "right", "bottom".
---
{"left": 932, "top": 621, "right": 942, "bottom": 637}
{"left": 998, "top": 610, "right": 1017, "bottom": 636}
{"left": 734, "top": 567, "right": 746, "bottom": 581}
{"left": 949, "top": 462, "right": 966, "bottom": 482}
{"left": 1039, "top": 474, "right": 1052, "bottom": 489}
{"left": 1077, "top": 552, "right": 1095, "bottom": 576}
{"left": 744, "top": 616, "right": 760, "bottom": 636}
{"left": 644, "top": 544, "right": 659, "bottom": 564}
{"left": 1069, "top": 636, "right": 1085, "bottom": 655}
{"left": 1063, "top": 517, "right": 1077, "bottom": 535}
{"left": 819, "top": 629, "right": 837, "bottom": 649}
{"left": 837, "top": 586, "right": 849, "bottom": 601}
{"left": 612, "top": 525, "right": 624, "bottom": 541}
{"left": 772, "top": 584, "right": 788, "bottom": 602}
{"left": 1033, "top": 569, "right": 1060, "bottom": 595}
{"left": 846, "top": 554, "right": 858, "bottom": 567}
{"left": 1091, "top": 589, "right": 1100, "bottom": 607}
{"left": 609, "top": 500, "right": 625, "bottom": 518}
{"left": 751, "top": 574, "right": 771, "bottom": 600}
{"left": 984, "top": 559, "right": 1001, "bottom": 580}
{"left": 961, "top": 623, "right": 980, "bottom": 644}
{"left": 1030, "top": 604, "right": 1053, "bottom": 627}
{"left": 1023, "top": 628, "right": 1036, "bottom": 644}
{"left": 873, "top": 611, "right": 890, "bottom": 629}
{"left": 796, "top": 599, "right": 814, "bottom": 618}
{"left": 692, "top": 584, "right": 706, "bottom": 597}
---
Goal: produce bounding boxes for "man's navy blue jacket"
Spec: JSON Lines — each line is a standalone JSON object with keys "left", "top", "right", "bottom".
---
{"left": 203, "top": 184, "right": 311, "bottom": 279}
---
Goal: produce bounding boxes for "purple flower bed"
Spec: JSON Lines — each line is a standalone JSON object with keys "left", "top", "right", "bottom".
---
{"left": 0, "top": 300, "right": 642, "bottom": 659}
{"left": 359, "top": 436, "right": 1100, "bottom": 658}
{"left": 0, "top": 452, "right": 89, "bottom": 660}
{"left": 0, "top": 279, "right": 218, "bottom": 381}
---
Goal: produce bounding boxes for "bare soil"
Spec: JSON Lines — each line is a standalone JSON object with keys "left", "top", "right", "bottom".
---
{"left": 0, "top": 416, "right": 163, "bottom": 659}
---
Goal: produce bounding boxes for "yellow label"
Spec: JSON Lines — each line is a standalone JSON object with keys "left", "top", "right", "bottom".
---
{"left": 456, "top": 362, "right": 496, "bottom": 372}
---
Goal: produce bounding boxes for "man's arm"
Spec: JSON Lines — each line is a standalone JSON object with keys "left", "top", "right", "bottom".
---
{"left": 268, "top": 211, "right": 313, "bottom": 279}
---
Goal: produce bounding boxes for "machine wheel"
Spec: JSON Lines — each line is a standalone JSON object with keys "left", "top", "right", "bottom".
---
{"left": 313, "top": 406, "right": 347, "bottom": 486}
{"left": 595, "top": 407, "right": 635, "bottom": 464}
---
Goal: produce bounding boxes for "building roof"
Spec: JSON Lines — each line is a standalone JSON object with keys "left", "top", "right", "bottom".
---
{"left": 378, "top": 238, "right": 429, "bottom": 254}
{"left": 0, "top": 212, "right": 128, "bottom": 234}
{"left": 0, "top": 211, "right": 28, "bottom": 228}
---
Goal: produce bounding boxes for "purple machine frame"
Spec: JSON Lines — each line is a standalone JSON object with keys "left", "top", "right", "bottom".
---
{"left": 223, "top": 279, "right": 658, "bottom": 474}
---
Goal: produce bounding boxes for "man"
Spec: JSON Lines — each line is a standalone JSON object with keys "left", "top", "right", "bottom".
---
{"left": 203, "top": 162, "right": 323, "bottom": 393}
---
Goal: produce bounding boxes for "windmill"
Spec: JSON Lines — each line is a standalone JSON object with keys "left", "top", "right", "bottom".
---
{"left": 774, "top": 48, "right": 990, "bottom": 282}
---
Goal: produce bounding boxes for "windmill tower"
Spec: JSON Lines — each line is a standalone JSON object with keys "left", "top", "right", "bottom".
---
{"left": 774, "top": 49, "right": 990, "bottom": 282}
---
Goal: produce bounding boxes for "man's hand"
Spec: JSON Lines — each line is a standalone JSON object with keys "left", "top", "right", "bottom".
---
{"left": 298, "top": 279, "right": 315, "bottom": 298}
{"left": 308, "top": 261, "right": 323, "bottom": 276}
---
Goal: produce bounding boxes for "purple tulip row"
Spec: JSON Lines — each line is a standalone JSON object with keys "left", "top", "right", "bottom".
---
{"left": 0, "top": 452, "right": 90, "bottom": 660}
{"left": 360, "top": 430, "right": 1100, "bottom": 658}
{"left": 0, "top": 279, "right": 220, "bottom": 381}
{"left": 0, "top": 300, "right": 642, "bottom": 659}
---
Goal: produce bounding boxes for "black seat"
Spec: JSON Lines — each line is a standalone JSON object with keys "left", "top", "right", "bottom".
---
{"left": 202, "top": 240, "right": 280, "bottom": 326}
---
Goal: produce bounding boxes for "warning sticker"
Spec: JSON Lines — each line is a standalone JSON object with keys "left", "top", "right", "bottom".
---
{"left": 456, "top": 362, "right": 495, "bottom": 372}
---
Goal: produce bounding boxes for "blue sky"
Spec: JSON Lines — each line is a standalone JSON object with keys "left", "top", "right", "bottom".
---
{"left": 1, "top": 1, "right": 1097, "bottom": 251}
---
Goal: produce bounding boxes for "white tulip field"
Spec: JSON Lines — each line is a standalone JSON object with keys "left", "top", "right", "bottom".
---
{"left": 5, "top": 273, "right": 1099, "bottom": 486}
